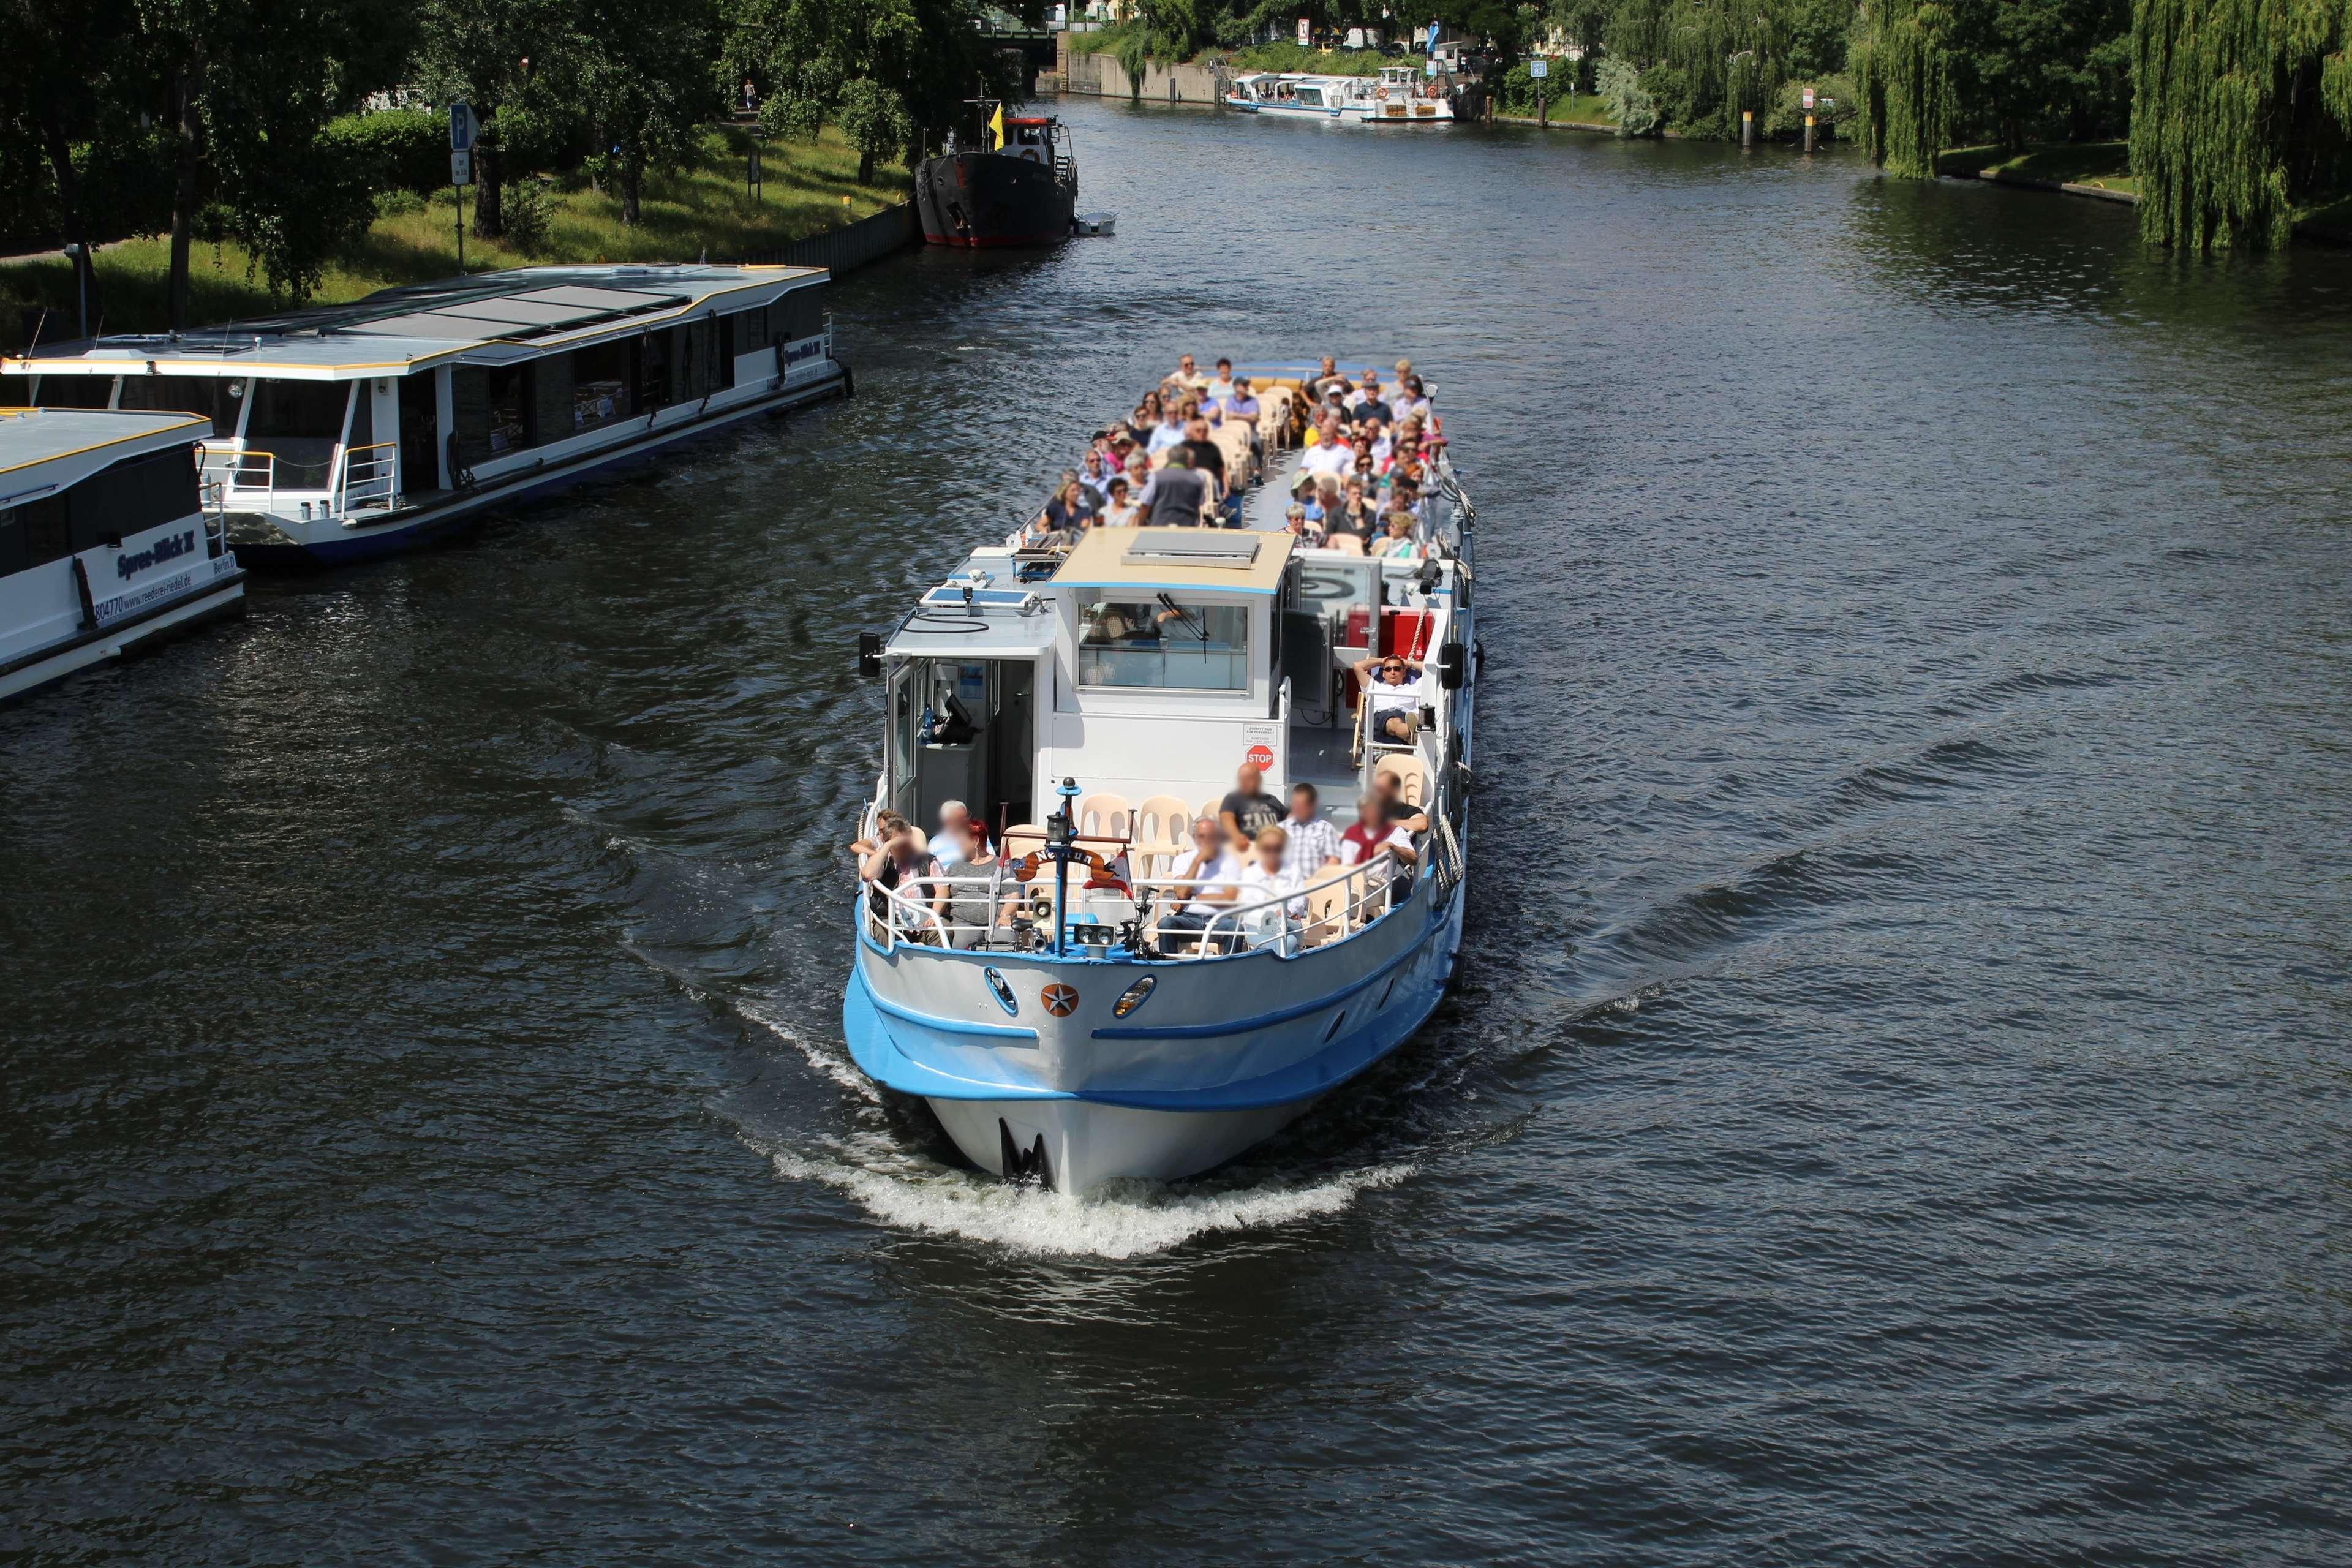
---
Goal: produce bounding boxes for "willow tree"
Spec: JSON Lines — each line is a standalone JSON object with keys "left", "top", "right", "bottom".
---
{"left": 2130, "top": 0, "right": 2352, "bottom": 249}
{"left": 1664, "top": 0, "right": 1795, "bottom": 138}
{"left": 1853, "top": 0, "right": 1958, "bottom": 176}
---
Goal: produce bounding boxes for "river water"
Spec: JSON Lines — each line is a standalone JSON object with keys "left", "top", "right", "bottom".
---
{"left": 6, "top": 95, "right": 2351, "bottom": 1563}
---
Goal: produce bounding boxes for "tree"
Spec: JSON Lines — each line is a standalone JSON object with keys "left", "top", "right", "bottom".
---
{"left": 573, "top": 0, "right": 717, "bottom": 224}
{"left": 1853, "top": 0, "right": 1958, "bottom": 177}
{"left": 836, "top": 76, "right": 913, "bottom": 186}
{"left": 0, "top": 0, "right": 152, "bottom": 331}
{"left": 725, "top": 0, "right": 1025, "bottom": 168}
{"left": 411, "top": 0, "right": 562, "bottom": 241}
{"left": 2129, "top": 0, "right": 2352, "bottom": 249}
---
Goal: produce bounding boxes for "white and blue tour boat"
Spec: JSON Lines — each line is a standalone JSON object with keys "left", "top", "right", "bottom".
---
{"left": 1224, "top": 67, "right": 1458, "bottom": 123}
{"left": 844, "top": 365, "right": 1477, "bottom": 1192}
{"left": 1, "top": 407, "right": 245, "bottom": 704}
{"left": 2, "top": 263, "right": 846, "bottom": 568}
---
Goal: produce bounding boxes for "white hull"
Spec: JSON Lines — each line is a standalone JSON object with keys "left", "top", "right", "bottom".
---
{"left": 0, "top": 561, "right": 244, "bottom": 703}
{"left": 928, "top": 1095, "right": 1317, "bottom": 1192}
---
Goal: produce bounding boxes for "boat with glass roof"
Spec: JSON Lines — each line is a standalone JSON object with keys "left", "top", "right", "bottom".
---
{"left": 844, "top": 363, "right": 1477, "bottom": 1193}
{"left": 1, "top": 263, "right": 847, "bottom": 568}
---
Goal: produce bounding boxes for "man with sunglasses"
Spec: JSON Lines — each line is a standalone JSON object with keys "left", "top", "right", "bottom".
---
{"left": 1354, "top": 651, "right": 1427, "bottom": 745}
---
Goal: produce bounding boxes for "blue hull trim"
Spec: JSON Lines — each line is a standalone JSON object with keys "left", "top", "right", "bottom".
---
{"left": 842, "top": 923, "right": 1458, "bottom": 1113}
{"left": 232, "top": 372, "right": 848, "bottom": 570}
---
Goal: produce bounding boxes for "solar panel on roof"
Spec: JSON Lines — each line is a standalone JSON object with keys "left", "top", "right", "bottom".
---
{"left": 345, "top": 311, "right": 499, "bottom": 339}
{"left": 516, "top": 285, "right": 680, "bottom": 311}
{"left": 431, "top": 299, "right": 595, "bottom": 326}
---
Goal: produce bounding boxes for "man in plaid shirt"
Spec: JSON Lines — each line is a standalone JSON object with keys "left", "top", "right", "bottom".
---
{"left": 1283, "top": 782, "right": 1344, "bottom": 873}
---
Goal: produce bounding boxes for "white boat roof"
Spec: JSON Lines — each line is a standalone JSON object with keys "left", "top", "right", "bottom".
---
{"left": 884, "top": 554, "right": 1060, "bottom": 658}
{"left": 7, "top": 263, "right": 827, "bottom": 380}
{"left": 1051, "top": 526, "right": 1294, "bottom": 597}
{"left": 0, "top": 408, "right": 208, "bottom": 500}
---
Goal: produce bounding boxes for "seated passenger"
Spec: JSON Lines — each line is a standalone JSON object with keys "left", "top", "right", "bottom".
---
{"left": 1375, "top": 767, "right": 1431, "bottom": 836}
{"left": 1143, "top": 450, "right": 1211, "bottom": 527}
{"left": 1335, "top": 478, "right": 1376, "bottom": 536}
{"left": 1284, "top": 502, "right": 1322, "bottom": 543}
{"left": 1220, "top": 762, "right": 1284, "bottom": 841}
{"left": 941, "top": 819, "right": 1010, "bottom": 949}
{"left": 1350, "top": 379, "right": 1390, "bottom": 426}
{"left": 1147, "top": 409, "right": 1189, "bottom": 457}
{"left": 1338, "top": 793, "right": 1418, "bottom": 895}
{"left": 1157, "top": 816, "right": 1243, "bottom": 950}
{"left": 1237, "top": 826, "right": 1308, "bottom": 956}
{"left": 862, "top": 820, "right": 946, "bottom": 940}
{"left": 1099, "top": 474, "right": 1139, "bottom": 527}
{"left": 1079, "top": 448, "right": 1116, "bottom": 503}
{"left": 1373, "top": 510, "right": 1423, "bottom": 560}
{"left": 929, "top": 800, "right": 974, "bottom": 865}
{"left": 1284, "top": 781, "right": 1344, "bottom": 870}
{"left": 1354, "top": 652, "right": 1426, "bottom": 744}
{"left": 1312, "top": 355, "right": 1344, "bottom": 396}
{"left": 1223, "top": 376, "right": 1261, "bottom": 422}
{"left": 1205, "top": 357, "right": 1237, "bottom": 402}
{"left": 1182, "top": 417, "right": 1226, "bottom": 491}
{"left": 1122, "top": 448, "right": 1152, "bottom": 500}
{"left": 1173, "top": 353, "right": 1206, "bottom": 388}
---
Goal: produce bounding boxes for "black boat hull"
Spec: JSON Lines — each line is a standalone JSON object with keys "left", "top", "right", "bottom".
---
{"left": 914, "top": 153, "right": 1076, "bottom": 247}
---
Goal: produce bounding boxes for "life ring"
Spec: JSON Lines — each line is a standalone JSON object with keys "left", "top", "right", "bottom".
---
{"left": 1376, "top": 85, "right": 1390, "bottom": 100}
{"left": 1017, "top": 146, "right": 1042, "bottom": 164}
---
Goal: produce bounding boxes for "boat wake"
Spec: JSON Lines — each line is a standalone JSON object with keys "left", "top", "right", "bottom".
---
{"left": 753, "top": 1126, "right": 1413, "bottom": 1259}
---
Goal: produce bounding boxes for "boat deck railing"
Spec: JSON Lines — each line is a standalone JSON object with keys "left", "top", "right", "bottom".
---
{"left": 859, "top": 841, "right": 1414, "bottom": 961}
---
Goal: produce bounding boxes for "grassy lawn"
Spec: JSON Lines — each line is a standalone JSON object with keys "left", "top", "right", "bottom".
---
{"left": 1, "top": 124, "right": 907, "bottom": 341}
{"left": 1505, "top": 92, "right": 1613, "bottom": 126}
{"left": 1940, "top": 141, "right": 2135, "bottom": 194}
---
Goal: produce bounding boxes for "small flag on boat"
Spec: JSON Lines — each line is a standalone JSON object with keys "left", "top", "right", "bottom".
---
{"left": 988, "top": 104, "right": 1005, "bottom": 151}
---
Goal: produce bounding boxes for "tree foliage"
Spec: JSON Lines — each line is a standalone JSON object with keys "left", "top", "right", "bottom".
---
{"left": 1854, "top": 0, "right": 1958, "bottom": 176}
{"left": 2129, "top": 0, "right": 2352, "bottom": 249}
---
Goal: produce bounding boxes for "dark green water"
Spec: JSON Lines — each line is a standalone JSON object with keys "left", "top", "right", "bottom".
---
{"left": 4, "top": 97, "right": 2350, "bottom": 1563}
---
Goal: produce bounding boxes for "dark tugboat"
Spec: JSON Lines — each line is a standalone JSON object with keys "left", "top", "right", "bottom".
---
{"left": 914, "top": 105, "right": 1077, "bottom": 247}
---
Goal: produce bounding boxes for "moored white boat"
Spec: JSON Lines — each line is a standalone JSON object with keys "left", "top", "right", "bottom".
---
{"left": 1223, "top": 67, "right": 1458, "bottom": 123}
{"left": 1, "top": 408, "right": 245, "bottom": 705}
{"left": 843, "top": 363, "right": 1477, "bottom": 1193}
{"left": 2, "top": 263, "right": 846, "bottom": 568}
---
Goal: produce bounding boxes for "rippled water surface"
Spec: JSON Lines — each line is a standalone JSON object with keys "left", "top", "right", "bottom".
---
{"left": 6, "top": 98, "right": 2352, "bottom": 1563}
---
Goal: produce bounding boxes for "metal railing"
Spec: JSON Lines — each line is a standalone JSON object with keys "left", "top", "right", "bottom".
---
{"left": 858, "top": 842, "right": 1415, "bottom": 960}
{"left": 332, "top": 441, "right": 398, "bottom": 518}
{"left": 198, "top": 445, "right": 274, "bottom": 511}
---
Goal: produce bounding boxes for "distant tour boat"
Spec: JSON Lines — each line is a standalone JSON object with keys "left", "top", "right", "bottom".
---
{"left": 1224, "top": 67, "right": 1457, "bottom": 124}
{"left": 1, "top": 263, "right": 848, "bottom": 568}
{"left": 914, "top": 110, "right": 1079, "bottom": 247}
{"left": 1, "top": 408, "right": 245, "bottom": 704}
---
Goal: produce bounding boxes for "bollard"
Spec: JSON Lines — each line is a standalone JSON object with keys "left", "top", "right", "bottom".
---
{"left": 1742, "top": 109, "right": 1752, "bottom": 149}
{"left": 1804, "top": 113, "right": 1815, "bottom": 153}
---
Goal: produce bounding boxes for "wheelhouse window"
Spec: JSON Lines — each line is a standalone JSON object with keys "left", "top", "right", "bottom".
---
{"left": 1077, "top": 597, "right": 1251, "bottom": 692}
{"left": 245, "top": 379, "right": 351, "bottom": 488}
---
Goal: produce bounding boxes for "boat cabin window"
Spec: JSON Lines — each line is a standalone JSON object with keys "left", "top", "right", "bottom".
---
{"left": 1076, "top": 597, "right": 1251, "bottom": 692}
{"left": 565, "top": 341, "right": 634, "bottom": 434}
{"left": 246, "top": 379, "right": 350, "bottom": 488}
{"left": 68, "top": 448, "right": 200, "bottom": 551}
{"left": 1295, "top": 86, "right": 1325, "bottom": 107}
{"left": 0, "top": 375, "right": 30, "bottom": 407}
{"left": 116, "top": 375, "right": 244, "bottom": 436}
{"left": 30, "top": 374, "right": 115, "bottom": 409}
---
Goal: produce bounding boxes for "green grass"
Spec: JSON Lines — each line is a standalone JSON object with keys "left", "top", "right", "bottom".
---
{"left": 1502, "top": 92, "right": 1613, "bottom": 126}
{"left": 0, "top": 124, "right": 906, "bottom": 341}
{"left": 1939, "top": 141, "right": 2135, "bottom": 194}
{"left": 2292, "top": 189, "right": 2352, "bottom": 236}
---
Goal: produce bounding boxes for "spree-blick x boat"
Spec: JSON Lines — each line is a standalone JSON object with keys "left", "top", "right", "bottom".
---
{"left": 843, "top": 364, "right": 1477, "bottom": 1193}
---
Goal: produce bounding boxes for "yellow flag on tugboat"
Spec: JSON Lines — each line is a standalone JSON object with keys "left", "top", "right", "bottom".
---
{"left": 987, "top": 104, "right": 1005, "bottom": 151}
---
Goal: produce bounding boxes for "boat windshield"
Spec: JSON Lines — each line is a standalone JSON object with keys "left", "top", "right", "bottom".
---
{"left": 1077, "top": 597, "right": 1250, "bottom": 691}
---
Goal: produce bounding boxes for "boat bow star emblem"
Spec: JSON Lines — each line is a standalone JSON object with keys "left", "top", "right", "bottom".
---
{"left": 1041, "top": 984, "right": 1079, "bottom": 1017}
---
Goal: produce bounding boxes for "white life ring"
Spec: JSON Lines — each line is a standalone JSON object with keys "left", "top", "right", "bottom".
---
{"left": 1018, "top": 146, "right": 1042, "bottom": 164}
{"left": 1376, "top": 85, "right": 1390, "bottom": 101}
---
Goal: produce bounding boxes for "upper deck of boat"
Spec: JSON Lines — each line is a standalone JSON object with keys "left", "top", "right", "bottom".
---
{"left": 6, "top": 263, "right": 829, "bottom": 379}
{"left": 0, "top": 407, "right": 209, "bottom": 482}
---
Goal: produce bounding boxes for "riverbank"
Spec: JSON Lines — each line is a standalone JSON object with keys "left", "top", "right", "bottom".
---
{"left": 0, "top": 124, "right": 908, "bottom": 344}
{"left": 1937, "top": 140, "right": 2352, "bottom": 244}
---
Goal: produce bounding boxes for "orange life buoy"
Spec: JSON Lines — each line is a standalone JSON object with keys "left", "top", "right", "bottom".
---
{"left": 1018, "top": 146, "right": 1042, "bottom": 164}
{"left": 1376, "top": 85, "right": 1390, "bottom": 101}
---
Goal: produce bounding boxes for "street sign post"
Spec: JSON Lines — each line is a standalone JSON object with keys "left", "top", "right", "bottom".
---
{"left": 1801, "top": 85, "right": 1815, "bottom": 110}
{"left": 1530, "top": 57, "right": 1547, "bottom": 126}
{"left": 448, "top": 102, "right": 475, "bottom": 274}
{"left": 1297, "top": 17, "right": 1309, "bottom": 45}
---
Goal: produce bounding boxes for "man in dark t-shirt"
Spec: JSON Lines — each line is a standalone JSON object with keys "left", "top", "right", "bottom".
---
{"left": 1219, "top": 763, "right": 1284, "bottom": 844}
{"left": 1180, "top": 417, "right": 1226, "bottom": 489}
{"left": 1144, "top": 451, "right": 1210, "bottom": 527}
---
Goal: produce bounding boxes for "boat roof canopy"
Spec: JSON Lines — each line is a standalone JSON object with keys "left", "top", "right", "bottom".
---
{"left": 885, "top": 554, "right": 1060, "bottom": 658}
{"left": 9, "top": 263, "right": 827, "bottom": 377}
{"left": 1051, "top": 526, "right": 1294, "bottom": 597}
{"left": 0, "top": 407, "right": 208, "bottom": 491}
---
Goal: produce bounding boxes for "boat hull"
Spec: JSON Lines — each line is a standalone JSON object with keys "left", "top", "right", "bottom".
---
{"left": 225, "top": 367, "right": 849, "bottom": 570}
{"left": 0, "top": 554, "right": 245, "bottom": 704}
{"left": 914, "top": 153, "right": 1076, "bottom": 246}
{"left": 843, "top": 861, "right": 1465, "bottom": 1193}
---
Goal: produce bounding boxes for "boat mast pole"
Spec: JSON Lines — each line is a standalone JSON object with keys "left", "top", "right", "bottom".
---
{"left": 1049, "top": 776, "right": 1079, "bottom": 957}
